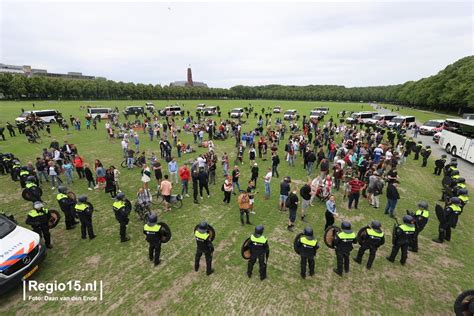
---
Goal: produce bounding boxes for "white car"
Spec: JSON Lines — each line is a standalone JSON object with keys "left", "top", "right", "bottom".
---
{"left": 365, "top": 114, "right": 397, "bottom": 126}
{"left": 387, "top": 116, "right": 416, "bottom": 128}
{"left": 419, "top": 120, "right": 445, "bottom": 135}
{"left": 273, "top": 106, "right": 282, "bottom": 113}
{"left": 346, "top": 112, "right": 377, "bottom": 124}
{"left": 15, "top": 110, "right": 61, "bottom": 124}
{"left": 0, "top": 214, "right": 47, "bottom": 295}
{"left": 230, "top": 108, "right": 244, "bottom": 118}
{"left": 283, "top": 110, "right": 299, "bottom": 121}
{"left": 314, "top": 107, "right": 329, "bottom": 115}
{"left": 309, "top": 110, "right": 324, "bottom": 120}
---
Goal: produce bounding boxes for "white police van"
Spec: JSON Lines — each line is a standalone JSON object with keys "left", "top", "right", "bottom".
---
{"left": 15, "top": 110, "right": 61, "bottom": 124}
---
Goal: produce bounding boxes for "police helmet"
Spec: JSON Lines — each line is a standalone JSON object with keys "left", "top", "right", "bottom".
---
{"left": 198, "top": 221, "right": 208, "bottom": 233}
{"left": 303, "top": 227, "right": 314, "bottom": 239}
{"left": 451, "top": 170, "right": 460, "bottom": 176}
{"left": 417, "top": 141, "right": 422, "bottom": 144}
{"left": 21, "top": 166, "right": 28, "bottom": 171}
{"left": 450, "top": 197, "right": 462, "bottom": 205}
{"left": 425, "top": 145, "right": 431, "bottom": 149}
{"left": 456, "top": 177, "right": 465, "bottom": 184}
{"left": 458, "top": 189, "right": 468, "bottom": 196}
{"left": 147, "top": 212, "right": 158, "bottom": 224}
{"left": 26, "top": 176, "right": 36, "bottom": 183}
{"left": 441, "top": 154, "right": 447, "bottom": 158}
{"left": 403, "top": 215, "right": 414, "bottom": 226}
{"left": 116, "top": 192, "right": 125, "bottom": 201}
{"left": 341, "top": 221, "right": 352, "bottom": 233}
{"left": 33, "top": 201, "right": 44, "bottom": 210}
{"left": 58, "top": 185, "right": 67, "bottom": 194}
{"left": 255, "top": 225, "right": 264, "bottom": 237}
{"left": 417, "top": 201, "right": 428, "bottom": 209}
{"left": 451, "top": 162, "right": 458, "bottom": 167}
{"left": 370, "top": 220, "right": 382, "bottom": 230}
{"left": 78, "top": 195, "right": 87, "bottom": 203}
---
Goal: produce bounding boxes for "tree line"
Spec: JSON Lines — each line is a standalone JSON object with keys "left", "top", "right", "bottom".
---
{"left": 0, "top": 56, "right": 472, "bottom": 112}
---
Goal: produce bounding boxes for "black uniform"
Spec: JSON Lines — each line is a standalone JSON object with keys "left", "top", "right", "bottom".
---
{"left": 194, "top": 229, "right": 214, "bottom": 275}
{"left": 387, "top": 224, "right": 415, "bottom": 264}
{"left": 334, "top": 231, "right": 356, "bottom": 274}
{"left": 421, "top": 147, "right": 431, "bottom": 167}
{"left": 26, "top": 208, "right": 51, "bottom": 247}
{"left": 57, "top": 193, "right": 78, "bottom": 229}
{"left": 74, "top": 202, "right": 95, "bottom": 239}
{"left": 434, "top": 157, "right": 446, "bottom": 175}
{"left": 247, "top": 234, "right": 269, "bottom": 280}
{"left": 410, "top": 209, "right": 429, "bottom": 252}
{"left": 355, "top": 228, "right": 385, "bottom": 269}
{"left": 413, "top": 143, "right": 422, "bottom": 160}
{"left": 113, "top": 200, "right": 131, "bottom": 241}
{"left": 295, "top": 235, "right": 319, "bottom": 278}
{"left": 24, "top": 182, "right": 42, "bottom": 202}
{"left": 143, "top": 223, "right": 163, "bottom": 265}
{"left": 437, "top": 204, "right": 462, "bottom": 243}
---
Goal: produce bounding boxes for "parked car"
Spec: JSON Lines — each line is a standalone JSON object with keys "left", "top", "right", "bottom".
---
{"left": 273, "top": 106, "right": 282, "bottom": 113}
{"left": 123, "top": 106, "right": 145, "bottom": 116}
{"left": 314, "top": 107, "right": 329, "bottom": 115}
{"left": 159, "top": 106, "right": 183, "bottom": 116}
{"left": 283, "top": 110, "right": 299, "bottom": 121}
{"left": 309, "top": 110, "right": 324, "bottom": 120}
{"left": 197, "top": 106, "right": 217, "bottom": 116}
{"left": 15, "top": 109, "right": 62, "bottom": 124}
{"left": 0, "top": 214, "right": 47, "bottom": 295}
{"left": 230, "top": 108, "right": 244, "bottom": 118}
{"left": 345, "top": 112, "right": 377, "bottom": 124}
{"left": 387, "top": 116, "right": 416, "bottom": 128}
{"left": 365, "top": 114, "right": 397, "bottom": 126}
{"left": 419, "top": 119, "right": 445, "bottom": 135}
{"left": 87, "top": 107, "right": 112, "bottom": 119}
{"left": 145, "top": 102, "right": 155, "bottom": 111}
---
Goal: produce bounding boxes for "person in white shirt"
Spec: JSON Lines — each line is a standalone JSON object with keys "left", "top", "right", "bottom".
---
{"left": 121, "top": 139, "right": 128, "bottom": 158}
{"left": 197, "top": 155, "right": 206, "bottom": 169}
{"left": 263, "top": 168, "right": 272, "bottom": 200}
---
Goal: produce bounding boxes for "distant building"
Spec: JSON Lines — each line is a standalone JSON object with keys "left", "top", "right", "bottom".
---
{"left": 170, "top": 66, "right": 208, "bottom": 88}
{"left": 0, "top": 63, "right": 97, "bottom": 80}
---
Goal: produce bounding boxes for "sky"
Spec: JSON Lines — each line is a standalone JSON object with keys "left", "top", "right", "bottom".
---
{"left": 0, "top": 1, "right": 472, "bottom": 88}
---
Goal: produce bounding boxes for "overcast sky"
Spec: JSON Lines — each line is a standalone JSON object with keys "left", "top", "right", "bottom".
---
{"left": 0, "top": 1, "right": 472, "bottom": 88}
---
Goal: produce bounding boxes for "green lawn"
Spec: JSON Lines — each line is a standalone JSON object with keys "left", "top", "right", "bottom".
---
{"left": 0, "top": 100, "right": 472, "bottom": 315}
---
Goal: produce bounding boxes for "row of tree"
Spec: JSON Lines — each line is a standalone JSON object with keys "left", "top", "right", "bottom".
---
{"left": 0, "top": 56, "right": 472, "bottom": 111}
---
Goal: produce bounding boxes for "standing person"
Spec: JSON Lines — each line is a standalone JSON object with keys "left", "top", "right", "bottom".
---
{"left": 160, "top": 175, "right": 172, "bottom": 212}
{"left": 295, "top": 227, "right": 319, "bottom": 279}
{"left": 73, "top": 155, "right": 85, "bottom": 179}
{"left": 221, "top": 152, "right": 229, "bottom": 177}
{"left": 286, "top": 189, "right": 299, "bottom": 231}
{"left": 198, "top": 168, "right": 210, "bottom": 199}
{"left": 35, "top": 157, "right": 49, "bottom": 184}
{"left": 434, "top": 154, "right": 447, "bottom": 176}
{"left": 74, "top": 195, "right": 96, "bottom": 240}
{"left": 333, "top": 221, "right": 356, "bottom": 276}
{"left": 421, "top": 145, "right": 432, "bottom": 167}
{"left": 168, "top": 158, "right": 178, "bottom": 184}
{"left": 153, "top": 161, "right": 163, "bottom": 186}
{"left": 232, "top": 165, "right": 241, "bottom": 194}
{"left": 433, "top": 197, "right": 463, "bottom": 244}
{"left": 325, "top": 195, "right": 338, "bottom": 231}
{"left": 179, "top": 163, "right": 190, "bottom": 197}
{"left": 246, "top": 225, "right": 269, "bottom": 281}
{"left": 410, "top": 201, "right": 429, "bottom": 252}
{"left": 386, "top": 215, "right": 415, "bottom": 265}
{"left": 95, "top": 162, "right": 106, "bottom": 189}
{"left": 84, "top": 163, "right": 95, "bottom": 191}
{"left": 247, "top": 180, "right": 257, "bottom": 214}
{"left": 105, "top": 167, "right": 117, "bottom": 198}
{"left": 208, "top": 158, "right": 217, "bottom": 185}
{"left": 143, "top": 213, "right": 164, "bottom": 266}
{"left": 384, "top": 181, "right": 400, "bottom": 218}
{"left": 299, "top": 181, "right": 311, "bottom": 222}
{"left": 113, "top": 166, "right": 121, "bottom": 192}
{"left": 63, "top": 160, "right": 74, "bottom": 184}
{"left": 26, "top": 202, "right": 53, "bottom": 249}
{"left": 332, "top": 163, "right": 343, "bottom": 191}
{"left": 347, "top": 176, "right": 366, "bottom": 210}
{"left": 191, "top": 161, "right": 200, "bottom": 204}
{"left": 56, "top": 185, "right": 78, "bottom": 230}
{"left": 271, "top": 152, "right": 280, "bottom": 178}
{"left": 369, "top": 172, "right": 384, "bottom": 209}
{"left": 194, "top": 221, "right": 214, "bottom": 275}
{"left": 263, "top": 168, "right": 272, "bottom": 200}
{"left": 222, "top": 175, "right": 233, "bottom": 204}
{"left": 279, "top": 176, "right": 291, "bottom": 211}
{"left": 113, "top": 192, "right": 131, "bottom": 242}
{"left": 47, "top": 161, "right": 62, "bottom": 190}
{"left": 238, "top": 190, "right": 252, "bottom": 225}
{"left": 141, "top": 164, "right": 151, "bottom": 189}
{"left": 354, "top": 220, "right": 385, "bottom": 269}
{"left": 251, "top": 163, "right": 259, "bottom": 187}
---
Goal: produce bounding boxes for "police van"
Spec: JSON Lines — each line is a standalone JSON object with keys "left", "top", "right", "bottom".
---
{"left": 0, "top": 214, "right": 47, "bottom": 295}
{"left": 159, "top": 106, "right": 183, "bottom": 116}
{"left": 87, "top": 107, "right": 112, "bottom": 119}
{"left": 15, "top": 109, "right": 61, "bottom": 123}
{"left": 345, "top": 112, "right": 377, "bottom": 124}
{"left": 230, "top": 108, "right": 244, "bottom": 118}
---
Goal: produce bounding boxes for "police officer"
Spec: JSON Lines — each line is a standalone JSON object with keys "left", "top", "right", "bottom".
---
{"left": 443, "top": 158, "right": 458, "bottom": 177}
{"left": 19, "top": 166, "right": 30, "bottom": 188}
{"left": 194, "top": 221, "right": 214, "bottom": 275}
{"left": 26, "top": 201, "right": 52, "bottom": 249}
{"left": 333, "top": 221, "right": 356, "bottom": 276}
{"left": 75, "top": 195, "right": 96, "bottom": 240}
{"left": 457, "top": 189, "right": 469, "bottom": 209}
{"left": 386, "top": 215, "right": 415, "bottom": 265}
{"left": 433, "top": 197, "right": 463, "bottom": 243}
{"left": 295, "top": 227, "right": 319, "bottom": 279}
{"left": 143, "top": 212, "right": 163, "bottom": 266}
{"left": 247, "top": 225, "right": 269, "bottom": 281}
{"left": 413, "top": 141, "right": 423, "bottom": 160}
{"left": 113, "top": 192, "right": 131, "bottom": 242}
{"left": 56, "top": 186, "right": 78, "bottom": 230}
{"left": 354, "top": 220, "right": 385, "bottom": 269}
{"left": 24, "top": 176, "right": 42, "bottom": 202}
{"left": 11, "top": 159, "right": 21, "bottom": 181}
{"left": 421, "top": 145, "right": 431, "bottom": 167}
{"left": 434, "top": 154, "right": 447, "bottom": 175}
{"left": 453, "top": 178, "right": 467, "bottom": 196}
{"left": 409, "top": 201, "right": 429, "bottom": 252}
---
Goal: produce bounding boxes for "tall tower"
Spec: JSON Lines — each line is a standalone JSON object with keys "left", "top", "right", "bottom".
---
{"left": 187, "top": 65, "right": 194, "bottom": 87}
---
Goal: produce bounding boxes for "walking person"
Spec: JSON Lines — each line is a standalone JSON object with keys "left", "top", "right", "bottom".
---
{"left": 238, "top": 190, "right": 252, "bottom": 225}
{"left": 384, "top": 180, "right": 400, "bottom": 218}
{"left": 198, "top": 168, "right": 210, "bottom": 199}
{"left": 271, "top": 152, "right": 280, "bottom": 178}
{"left": 324, "top": 195, "right": 338, "bottom": 231}
{"left": 168, "top": 158, "right": 179, "bottom": 184}
{"left": 222, "top": 175, "right": 233, "bottom": 204}
{"left": 73, "top": 154, "right": 85, "bottom": 179}
{"left": 141, "top": 164, "right": 152, "bottom": 190}
{"left": 63, "top": 160, "right": 74, "bottom": 184}
{"left": 47, "top": 161, "right": 62, "bottom": 190}
{"left": 179, "top": 163, "right": 190, "bottom": 197}
{"left": 105, "top": 167, "right": 117, "bottom": 198}
{"left": 84, "top": 163, "right": 95, "bottom": 190}
{"left": 347, "top": 176, "right": 365, "bottom": 210}
{"left": 279, "top": 176, "right": 290, "bottom": 211}
{"left": 299, "top": 181, "right": 311, "bottom": 222}
{"left": 286, "top": 189, "right": 299, "bottom": 231}
{"left": 263, "top": 167, "right": 272, "bottom": 200}
{"left": 232, "top": 166, "right": 241, "bottom": 194}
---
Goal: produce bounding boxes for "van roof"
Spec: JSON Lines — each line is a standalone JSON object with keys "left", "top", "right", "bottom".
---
{"left": 393, "top": 115, "right": 415, "bottom": 119}
{"left": 446, "top": 119, "right": 474, "bottom": 127}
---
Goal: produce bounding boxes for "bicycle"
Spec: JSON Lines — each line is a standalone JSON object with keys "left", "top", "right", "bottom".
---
{"left": 134, "top": 201, "right": 152, "bottom": 223}
{"left": 121, "top": 157, "right": 144, "bottom": 168}
{"left": 152, "top": 191, "right": 183, "bottom": 209}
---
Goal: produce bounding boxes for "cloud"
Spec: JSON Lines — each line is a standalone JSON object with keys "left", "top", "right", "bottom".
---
{"left": 0, "top": 1, "right": 472, "bottom": 88}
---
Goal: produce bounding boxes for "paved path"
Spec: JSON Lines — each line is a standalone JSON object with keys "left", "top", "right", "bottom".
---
{"left": 372, "top": 105, "right": 474, "bottom": 187}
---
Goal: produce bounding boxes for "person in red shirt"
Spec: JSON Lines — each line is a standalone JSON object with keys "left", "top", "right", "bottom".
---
{"left": 179, "top": 163, "right": 191, "bottom": 197}
{"left": 73, "top": 154, "right": 85, "bottom": 179}
{"left": 348, "top": 176, "right": 366, "bottom": 210}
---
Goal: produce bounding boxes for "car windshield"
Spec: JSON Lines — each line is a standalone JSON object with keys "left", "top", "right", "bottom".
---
{"left": 424, "top": 121, "right": 440, "bottom": 127}
{"left": 0, "top": 216, "right": 16, "bottom": 239}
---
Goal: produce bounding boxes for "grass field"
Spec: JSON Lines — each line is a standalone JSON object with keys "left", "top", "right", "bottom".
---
{"left": 0, "top": 100, "right": 472, "bottom": 315}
